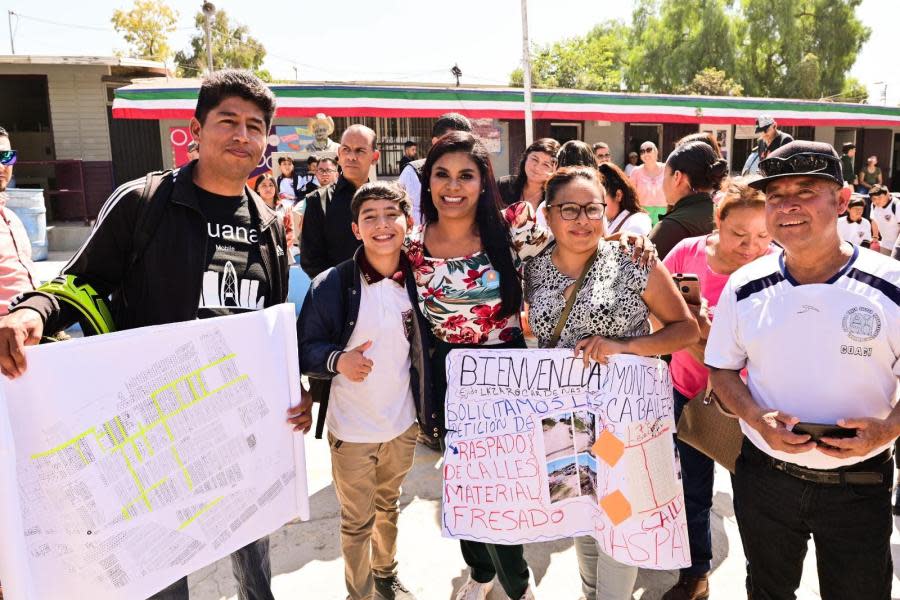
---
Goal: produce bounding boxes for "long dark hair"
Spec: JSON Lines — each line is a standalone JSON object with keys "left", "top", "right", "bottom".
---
{"left": 421, "top": 132, "right": 522, "bottom": 319}
{"left": 512, "top": 138, "right": 560, "bottom": 202}
{"left": 597, "top": 162, "right": 645, "bottom": 215}
{"left": 253, "top": 172, "right": 278, "bottom": 205}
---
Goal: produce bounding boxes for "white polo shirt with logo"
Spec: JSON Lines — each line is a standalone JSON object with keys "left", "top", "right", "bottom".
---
{"left": 837, "top": 215, "right": 873, "bottom": 247}
{"left": 705, "top": 245, "right": 900, "bottom": 469}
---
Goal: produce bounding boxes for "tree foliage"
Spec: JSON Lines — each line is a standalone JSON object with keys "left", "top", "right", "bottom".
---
{"left": 174, "top": 9, "right": 269, "bottom": 80}
{"left": 510, "top": 22, "right": 629, "bottom": 91}
{"left": 111, "top": 0, "right": 178, "bottom": 62}
{"left": 679, "top": 68, "right": 744, "bottom": 97}
{"left": 626, "top": 0, "right": 738, "bottom": 94}
{"left": 509, "top": 0, "right": 871, "bottom": 101}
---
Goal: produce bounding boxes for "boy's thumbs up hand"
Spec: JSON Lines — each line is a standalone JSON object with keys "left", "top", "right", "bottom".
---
{"left": 336, "top": 340, "right": 374, "bottom": 382}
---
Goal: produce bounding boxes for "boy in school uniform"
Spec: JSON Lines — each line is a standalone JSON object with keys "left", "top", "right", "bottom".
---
{"left": 837, "top": 196, "right": 874, "bottom": 248}
{"left": 296, "top": 181, "right": 438, "bottom": 600}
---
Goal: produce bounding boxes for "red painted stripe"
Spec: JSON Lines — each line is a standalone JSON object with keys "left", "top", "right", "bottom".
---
{"left": 112, "top": 106, "right": 900, "bottom": 128}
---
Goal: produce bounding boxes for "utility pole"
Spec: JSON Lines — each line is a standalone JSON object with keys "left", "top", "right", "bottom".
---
{"left": 293, "top": 65, "right": 299, "bottom": 81}
{"left": 520, "top": 0, "right": 533, "bottom": 146}
{"left": 7, "top": 11, "right": 15, "bottom": 55}
{"left": 202, "top": 2, "right": 216, "bottom": 73}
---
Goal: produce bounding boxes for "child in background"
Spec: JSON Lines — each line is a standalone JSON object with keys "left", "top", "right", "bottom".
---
{"left": 837, "top": 196, "right": 873, "bottom": 248}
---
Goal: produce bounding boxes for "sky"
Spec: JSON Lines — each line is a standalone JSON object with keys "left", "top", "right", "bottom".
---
{"left": 2, "top": 0, "right": 898, "bottom": 105}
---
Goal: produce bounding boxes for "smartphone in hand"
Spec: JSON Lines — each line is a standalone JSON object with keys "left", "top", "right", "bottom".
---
{"left": 672, "top": 273, "right": 701, "bottom": 305}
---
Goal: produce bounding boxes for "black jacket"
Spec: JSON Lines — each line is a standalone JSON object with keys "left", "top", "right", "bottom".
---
{"left": 299, "top": 176, "right": 362, "bottom": 279}
{"left": 12, "top": 161, "right": 289, "bottom": 331}
{"left": 297, "top": 247, "right": 440, "bottom": 441}
{"left": 649, "top": 192, "right": 715, "bottom": 260}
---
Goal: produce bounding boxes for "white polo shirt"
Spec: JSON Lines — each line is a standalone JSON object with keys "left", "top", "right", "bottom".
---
{"left": 837, "top": 215, "right": 872, "bottom": 247}
{"left": 326, "top": 259, "right": 417, "bottom": 443}
{"left": 871, "top": 198, "right": 900, "bottom": 250}
{"left": 706, "top": 245, "right": 900, "bottom": 469}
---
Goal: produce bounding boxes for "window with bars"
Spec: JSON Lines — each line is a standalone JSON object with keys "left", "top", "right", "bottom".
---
{"left": 332, "top": 117, "right": 438, "bottom": 177}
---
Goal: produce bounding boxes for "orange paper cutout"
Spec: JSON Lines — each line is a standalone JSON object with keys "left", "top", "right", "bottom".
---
{"left": 600, "top": 490, "right": 632, "bottom": 525}
{"left": 592, "top": 430, "right": 625, "bottom": 467}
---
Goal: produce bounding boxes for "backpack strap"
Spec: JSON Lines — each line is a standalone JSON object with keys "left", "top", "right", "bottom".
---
{"left": 130, "top": 170, "right": 174, "bottom": 268}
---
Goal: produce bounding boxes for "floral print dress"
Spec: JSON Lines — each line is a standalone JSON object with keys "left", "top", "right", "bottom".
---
{"left": 405, "top": 202, "right": 550, "bottom": 345}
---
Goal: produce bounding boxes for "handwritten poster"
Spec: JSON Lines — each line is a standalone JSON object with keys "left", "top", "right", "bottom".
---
{"left": 442, "top": 349, "right": 689, "bottom": 570}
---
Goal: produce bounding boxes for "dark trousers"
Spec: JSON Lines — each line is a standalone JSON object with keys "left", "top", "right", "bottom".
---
{"left": 460, "top": 539, "right": 530, "bottom": 598}
{"left": 434, "top": 335, "right": 531, "bottom": 599}
{"left": 733, "top": 439, "right": 893, "bottom": 600}
{"left": 673, "top": 388, "right": 715, "bottom": 576}
{"left": 148, "top": 537, "right": 272, "bottom": 600}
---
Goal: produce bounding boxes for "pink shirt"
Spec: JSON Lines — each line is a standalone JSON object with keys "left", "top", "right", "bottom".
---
{"left": 0, "top": 197, "right": 37, "bottom": 314}
{"left": 629, "top": 163, "right": 667, "bottom": 208}
{"left": 663, "top": 235, "right": 771, "bottom": 399}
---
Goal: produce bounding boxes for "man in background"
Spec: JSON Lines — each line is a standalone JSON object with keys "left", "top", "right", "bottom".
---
{"left": 0, "top": 127, "right": 37, "bottom": 313}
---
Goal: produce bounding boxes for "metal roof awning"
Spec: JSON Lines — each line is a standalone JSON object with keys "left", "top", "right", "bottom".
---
{"left": 112, "top": 81, "right": 900, "bottom": 128}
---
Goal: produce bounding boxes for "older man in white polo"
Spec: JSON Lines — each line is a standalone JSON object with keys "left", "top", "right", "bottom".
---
{"left": 706, "top": 140, "right": 900, "bottom": 600}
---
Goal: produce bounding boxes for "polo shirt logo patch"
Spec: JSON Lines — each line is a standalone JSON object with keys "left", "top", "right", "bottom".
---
{"left": 842, "top": 306, "right": 881, "bottom": 342}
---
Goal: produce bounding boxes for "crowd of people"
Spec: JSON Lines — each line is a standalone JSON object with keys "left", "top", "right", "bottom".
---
{"left": 0, "top": 69, "right": 897, "bottom": 600}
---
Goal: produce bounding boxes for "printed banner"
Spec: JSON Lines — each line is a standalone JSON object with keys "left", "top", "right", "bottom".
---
{"left": 442, "top": 349, "right": 689, "bottom": 570}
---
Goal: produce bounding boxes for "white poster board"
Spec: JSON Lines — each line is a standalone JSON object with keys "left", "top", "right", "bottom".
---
{"left": 442, "top": 349, "right": 689, "bottom": 570}
{"left": 0, "top": 305, "right": 309, "bottom": 600}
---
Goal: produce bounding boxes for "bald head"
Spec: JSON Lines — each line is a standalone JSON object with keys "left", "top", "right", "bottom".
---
{"left": 341, "top": 124, "right": 377, "bottom": 150}
{"left": 339, "top": 124, "right": 380, "bottom": 187}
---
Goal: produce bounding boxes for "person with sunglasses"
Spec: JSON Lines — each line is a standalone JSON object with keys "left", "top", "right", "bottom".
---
{"left": 706, "top": 141, "right": 900, "bottom": 600}
{"left": 629, "top": 142, "right": 667, "bottom": 222}
{"left": 524, "top": 166, "right": 698, "bottom": 600}
{"left": 0, "top": 127, "right": 38, "bottom": 314}
{"left": 754, "top": 115, "right": 793, "bottom": 161}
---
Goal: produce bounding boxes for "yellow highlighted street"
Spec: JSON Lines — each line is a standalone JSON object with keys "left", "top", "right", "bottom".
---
{"left": 178, "top": 496, "right": 224, "bottom": 530}
{"left": 29, "top": 353, "right": 243, "bottom": 521}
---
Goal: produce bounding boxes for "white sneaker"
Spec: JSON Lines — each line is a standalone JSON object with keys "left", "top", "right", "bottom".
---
{"left": 518, "top": 585, "right": 535, "bottom": 600}
{"left": 454, "top": 575, "right": 494, "bottom": 600}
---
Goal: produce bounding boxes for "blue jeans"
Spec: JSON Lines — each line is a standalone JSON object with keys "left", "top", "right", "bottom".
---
{"left": 148, "top": 537, "right": 272, "bottom": 600}
{"left": 734, "top": 439, "right": 893, "bottom": 600}
{"left": 673, "top": 388, "right": 715, "bottom": 576}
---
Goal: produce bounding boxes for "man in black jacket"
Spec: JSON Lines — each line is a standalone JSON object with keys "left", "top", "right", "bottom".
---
{"left": 300, "top": 124, "right": 379, "bottom": 278}
{"left": 0, "top": 69, "right": 289, "bottom": 600}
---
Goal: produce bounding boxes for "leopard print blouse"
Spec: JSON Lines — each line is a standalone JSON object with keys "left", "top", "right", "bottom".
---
{"left": 524, "top": 241, "right": 651, "bottom": 349}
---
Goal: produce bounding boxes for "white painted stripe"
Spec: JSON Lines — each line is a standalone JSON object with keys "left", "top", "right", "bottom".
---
{"left": 62, "top": 178, "right": 145, "bottom": 273}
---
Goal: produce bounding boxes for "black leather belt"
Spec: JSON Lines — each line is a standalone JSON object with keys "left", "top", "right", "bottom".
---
{"left": 766, "top": 449, "right": 892, "bottom": 486}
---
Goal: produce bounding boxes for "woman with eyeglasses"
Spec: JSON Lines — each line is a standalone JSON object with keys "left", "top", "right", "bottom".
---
{"left": 629, "top": 142, "right": 667, "bottom": 221}
{"left": 525, "top": 167, "right": 698, "bottom": 600}
{"left": 650, "top": 141, "right": 729, "bottom": 259}
{"left": 497, "top": 138, "right": 560, "bottom": 213}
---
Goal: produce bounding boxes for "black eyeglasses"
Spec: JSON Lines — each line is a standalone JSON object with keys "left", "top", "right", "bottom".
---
{"left": 549, "top": 202, "right": 606, "bottom": 221}
{"left": 758, "top": 152, "right": 842, "bottom": 183}
{"left": 0, "top": 150, "right": 16, "bottom": 166}
{"left": 639, "top": 147, "right": 654, "bottom": 154}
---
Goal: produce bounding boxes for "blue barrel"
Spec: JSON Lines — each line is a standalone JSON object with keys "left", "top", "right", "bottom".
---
{"left": 5, "top": 188, "right": 48, "bottom": 261}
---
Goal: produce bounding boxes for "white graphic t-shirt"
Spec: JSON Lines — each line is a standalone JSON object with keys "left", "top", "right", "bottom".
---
{"left": 195, "top": 185, "right": 269, "bottom": 318}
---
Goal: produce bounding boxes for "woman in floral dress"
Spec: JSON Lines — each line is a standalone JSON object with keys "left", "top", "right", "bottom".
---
{"left": 406, "top": 131, "right": 547, "bottom": 600}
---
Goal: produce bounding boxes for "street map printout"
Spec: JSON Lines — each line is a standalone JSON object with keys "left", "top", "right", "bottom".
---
{"left": 0, "top": 305, "right": 309, "bottom": 600}
{"left": 442, "top": 349, "right": 689, "bottom": 570}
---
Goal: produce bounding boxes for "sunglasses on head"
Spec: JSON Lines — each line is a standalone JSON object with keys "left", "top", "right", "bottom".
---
{"left": 0, "top": 150, "right": 16, "bottom": 166}
{"left": 758, "top": 152, "right": 842, "bottom": 182}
